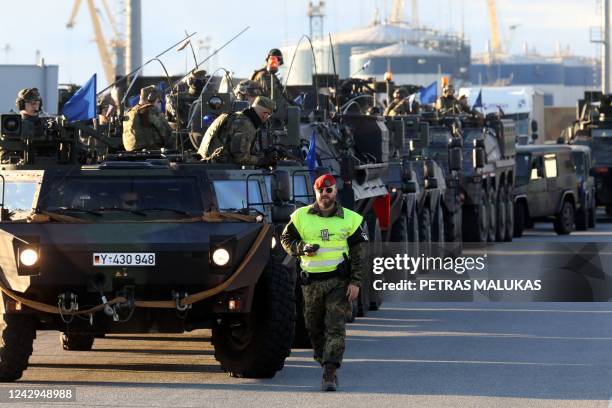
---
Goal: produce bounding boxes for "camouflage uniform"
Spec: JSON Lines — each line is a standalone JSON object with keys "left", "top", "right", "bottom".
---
{"left": 281, "top": 202, "right": 367, "bottom": 368}
{"left": 122, "top": 104, "right": 173, "bottom": 151}
{"left": 384, "top": 99, "right": 413, "bottom": 116}
{"left": 197, "top": 111, "right": 261, "bottom": 165}
{"left": 16, "top": 88, "right": 43, "bottom": 139}
{"left": 251, "top": 69, "right": 288, "bottom": 117}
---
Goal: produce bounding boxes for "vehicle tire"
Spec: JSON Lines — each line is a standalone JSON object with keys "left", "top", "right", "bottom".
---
{"left": 513, "top": 201, "right": 526, "bottom": 238}
{"left": 606, "top": 205, "right": 612, "bottom": 216}
{"left": 463, "top": 190, "right": 488, "bottom": 242}
{"left": 495, "top": 187, "right": 507, "bottom": 242}
{"left": 61, "top": 333, "right": 95, "bottom": 351}
{"left": 390, "top": 204, "right": 408, "bottom": 243}
{"left": 554, "top": 200, "right": 575, "bottom": 235}
{"left": 293, "top": 284, "right": 311, "bottom": 349}
{"left": 588, "top": 198, "right": 597, "bottom": 229}
{"left": 431, "top": 199, "right": 445, "bottom": 243}
{"left": 407, "top": 204, "right": 419, "bottom": 244}
{"left": 443, "top": 196, "right": 462, "bottom": 243}
{"left": 504, "top": 186, "right": 514, "bottom": 242}
{"left": 487, "top": 188, "right": 497, "bottom": 242}
{"left": 419, "top": 207, "right": 432, "bottom": 243}
{"left": 212, "top": 259, "right": 295, "bottom": 378}
{"left": 0, "top": 314, "right": 36, "bottom": 382}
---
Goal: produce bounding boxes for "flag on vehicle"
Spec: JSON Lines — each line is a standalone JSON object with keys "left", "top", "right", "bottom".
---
{"left": 306, "top": 130, "right": 317, "bottom": 183}
{"left": 62, "top": 74, "right": 97, "bottom": 122}
{"left": 419, "top": 81, "right": 437, "bottom": 104}
{"left": 472, "top": 89, "right": 483, "bottom": 109}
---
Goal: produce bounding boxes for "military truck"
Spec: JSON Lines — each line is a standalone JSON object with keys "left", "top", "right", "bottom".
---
{"left": 0, "top": 115, "right": 297, "bottom": 381}
{"left": 513, "top": 145, "right": 578, "bottom": 236}
{"left": 568, "top": 144, "right": 596, "bottom": 230}
{"left": 566, "top": 92, "right": 612, "bottom": 217}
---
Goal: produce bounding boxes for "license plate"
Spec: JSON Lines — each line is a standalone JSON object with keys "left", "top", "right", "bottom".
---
{"left": 93, "top": 253, "right": 156, "bottom": 266}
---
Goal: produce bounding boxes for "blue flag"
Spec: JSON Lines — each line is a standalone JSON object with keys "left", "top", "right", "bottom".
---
{"left": 419, "top": 81, "right": 438, "bottom": 104}
{"left": 472, "top": 89, "right": 483, "bottom": 109}
{"left": 62, "top": 74, "right": 97, "bottom": 122}
{"left": 306, "top": 130, "right": 317, "bottom": 183}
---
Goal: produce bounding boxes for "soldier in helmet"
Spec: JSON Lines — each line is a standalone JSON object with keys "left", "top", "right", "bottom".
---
{"left": 251, "top": 49, "right": 291, "bottom": 120}
{"left": 384, "top": 87, "right": 418, "bottom": 116}
{"left": 435, "top": 84, "right": 461, "bottom": 114}
{"left": 198, "top": 96, "right": 277, "bottom": 167}
{"left": 16, "top": 88, "right": 44, "bottom": 139}
{"left": 122, "top": 85, "right": 174, "bottom": 151}
{"left": 233, "top": 80, "right": 262, "bottom": 105}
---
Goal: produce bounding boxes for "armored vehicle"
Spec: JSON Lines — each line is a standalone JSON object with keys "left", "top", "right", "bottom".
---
{"left": 0, "top": 113, "right": 297, "bottom": 381}
{"left": 566, "top": 92, "right": 612, "bottom": 216}
{"left": 425, "top": 113, "right": 516, "bottom": 243}
{"left": 513, "top": 145, "right": 578, "bottom": 236}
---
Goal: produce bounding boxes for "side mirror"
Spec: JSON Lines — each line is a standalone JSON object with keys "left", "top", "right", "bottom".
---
{"left": 531, "top": 120, "right": 538, "bottom": 133}
{"left": 271, "top": 170, "right": 291, "bottom": 203}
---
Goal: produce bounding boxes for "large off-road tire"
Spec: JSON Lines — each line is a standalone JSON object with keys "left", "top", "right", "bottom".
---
{"left": 443, "top": 197, "right": 462, "bottom": 243}
{"left": 212, "top": 259, "right": 295, "bottom": 378}
{"left": 463, "top": 190, "right": 488, "bottom": 242}
{"left": 390, "top": 205, "right": 408, "bottom": 243}
{"left": 431, "top": 199, "right": 445, "bottom": 243}
{"left": 419, "top": 207, "right": 432, "bottom": 243}
{"left": 504, "top": 186, "right": 514, "bottom": 242}
{"left": 61, "top": 333, "right": 95, "bottom": 351}
{"left": 487, "top": 188, "right": 497, "bottom": 243}
{"left": 495, "top": 187, "right": 507, "bottom": 242}
{"left": 0, "top": 314, "right": 36, "bottom": 382}
{"left": 554, "top": 200, "right": 575, "bottom": 235}
{"left": 513, "top": 201, "right": 526, "bottom": 238}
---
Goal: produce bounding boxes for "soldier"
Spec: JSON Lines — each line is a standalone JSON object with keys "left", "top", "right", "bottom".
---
{"left": 233, "top": 80, "right": 262, "bottom": 104}
{"left": 122, "top": 86, "right": 174, "bottom": 151}
{"left": 435, "top": 84, "right": 461, "bottom": 114}
{"left": 16, "top": 88, "right": 44, "bottom": 139}
{"left": 280, "top": 174, "right": 367, "bottom": 392}
{"left": 251, "top": 49, "right": 291, "bottom": 118}
{"left": 384, "top": 87, "right": 418, "bottom": 116}
{"left": 197, "top": 96, "right": 277, "bottom": 166}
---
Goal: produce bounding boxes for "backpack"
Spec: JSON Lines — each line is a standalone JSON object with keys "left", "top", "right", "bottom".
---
{"left": 197, "top": 112, "right": 235, "bottom": 160}
{"left": 122, "top": 104, "right": 164, "bottom": 151}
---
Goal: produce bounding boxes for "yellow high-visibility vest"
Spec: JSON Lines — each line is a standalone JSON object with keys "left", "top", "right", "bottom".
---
{"left": 291, "top": 205, "right": 363, "bottom": 273}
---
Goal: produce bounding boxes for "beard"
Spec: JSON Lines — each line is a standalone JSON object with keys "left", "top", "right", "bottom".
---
{"left": 317, "top": 197, "right": 334, "bottom": 209}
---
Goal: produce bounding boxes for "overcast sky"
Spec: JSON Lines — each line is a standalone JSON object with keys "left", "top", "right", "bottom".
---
{"left": 0, "top": 0, "right": 602, "bottom": 87}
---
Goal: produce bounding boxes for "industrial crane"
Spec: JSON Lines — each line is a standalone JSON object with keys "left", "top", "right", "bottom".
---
{"left": 66, "top": 0, "right": 124, "bottom": 84}
{"left": 486, "top": 0, "right": 502, "bottom": 59}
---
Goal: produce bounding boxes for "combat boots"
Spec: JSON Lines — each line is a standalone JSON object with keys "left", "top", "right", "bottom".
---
{"left": 321, "top": 363, "right": 338, "bottom": 391}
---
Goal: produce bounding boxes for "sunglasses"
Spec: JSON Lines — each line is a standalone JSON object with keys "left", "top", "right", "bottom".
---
{"left": 317, "top": 187, "right": 334, "bottom": 194}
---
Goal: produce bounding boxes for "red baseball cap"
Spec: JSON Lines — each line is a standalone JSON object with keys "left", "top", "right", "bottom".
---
{"left": 314, "top": 174, "right": 336, "bottom": 189}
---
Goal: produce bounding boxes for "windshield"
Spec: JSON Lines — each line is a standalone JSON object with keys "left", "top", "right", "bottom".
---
{"left": 516, "top": 153, "right": 531, "bottom": 186}
{"left": 41, "top": 176, "right": 202, "bottom": 216}
{"left": 1, "top": 180, "right": 38, "bottom": 220}
{"left": 504, "top": 113, "right": 530, "bottom": 136}
{"left": 591, "top": 130, "right": 612, "bottom": 165}
{"left": 264, "top": 174, "right": 311, "bottom": 204}
{"left": 212, "top": 180, "right": 264, "bottom": 213}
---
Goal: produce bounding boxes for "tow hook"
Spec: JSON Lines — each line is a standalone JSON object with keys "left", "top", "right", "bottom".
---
{"left": 100, "top": 293, "right": 119, "bottom": 321}
{"left": 173, "top": 291, "right": 191, "bottom": 312}
{"left": 58, "top": 292, "right": 78, "bottom": 313}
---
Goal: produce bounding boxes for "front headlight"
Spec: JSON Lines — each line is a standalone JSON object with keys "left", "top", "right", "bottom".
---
{"left": 19, "top": 248, "right": 39, "bottom": 267}
{"left": 212, "top": 248, "right": 230, "bottom": 267}
{"left": 271, "top": 236, "right": 277, "bottom": 249}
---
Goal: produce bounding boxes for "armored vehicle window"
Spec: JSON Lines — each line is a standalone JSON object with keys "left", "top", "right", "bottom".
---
{"left": 212, "top": 180, "right": 263, "bottom": 213}
{"left": 430, "top": 130, "right": 451, "bottom": 146}
{"left": 593, "top": 129, "right": 612, "bottom": 137}
{"left": 516, "top": 153, "right": 530, "bottom": 186}
{"left": 42, "top": 176, "right": 202, "bottom": 214}
{"left": 2, "top": 180, "right": 38, "bottom": 219}
{"left": 264, "top": 174, "right": 310, "bottom": 204}
{"left": 544, "top": 154, "right": 558, "bottom": 178}
{"left": 530, "top": 156, "right": 544, "bottom": 180}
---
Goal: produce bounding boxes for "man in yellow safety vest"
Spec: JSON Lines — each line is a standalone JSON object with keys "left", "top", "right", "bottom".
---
{"left": 281, "top": 174, "right": 368, "bottom": 391}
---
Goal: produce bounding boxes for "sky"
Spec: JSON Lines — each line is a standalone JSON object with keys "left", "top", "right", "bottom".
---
{"left": 0, "top": 0, "right": 602, "bottom": 88}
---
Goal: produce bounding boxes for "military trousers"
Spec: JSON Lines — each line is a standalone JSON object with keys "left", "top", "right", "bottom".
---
{"left": 301, "top": 276, "right": 349, "bottom": 368}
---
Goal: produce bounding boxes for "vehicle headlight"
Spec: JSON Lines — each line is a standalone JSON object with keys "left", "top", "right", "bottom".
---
{"left": 19, "top": 248, "right": 39, "bottom": 267}
{"left": 271, "top": 236, "right": 277, "bottom": 249}
{"left": 212, "top": 248, "right": 230, "bottom": 267}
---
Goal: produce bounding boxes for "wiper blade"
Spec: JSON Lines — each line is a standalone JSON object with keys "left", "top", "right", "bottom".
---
{"left": 49, "top": 207, "right": 103, "bottom": 216}
{"left": 92, "top": 207, "right": 146, "bottom": 216}
{"left": 140, "top": 208, "right": 189, "bottom": 215}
